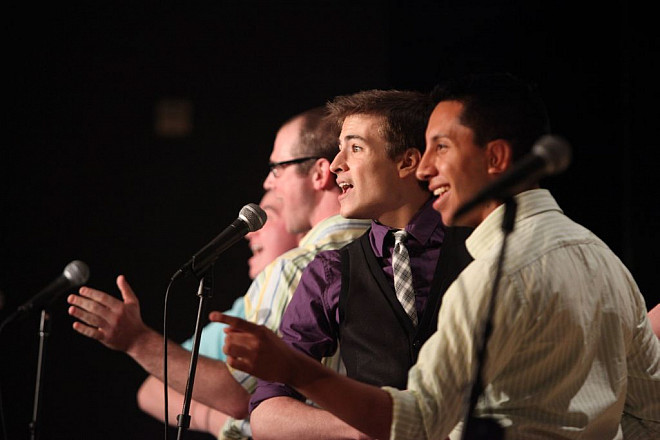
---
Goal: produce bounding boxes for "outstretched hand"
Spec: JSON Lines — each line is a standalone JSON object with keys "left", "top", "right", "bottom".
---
{"left": 67, "top": 275, "right": 150, "bottom": 353}
{"left": 209, "top": 312, "right": 302, "bottom": 385}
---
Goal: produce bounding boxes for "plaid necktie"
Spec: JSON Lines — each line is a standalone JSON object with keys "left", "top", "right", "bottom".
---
{"left": 392, "top": 230, "right": 418, "bottom": 326}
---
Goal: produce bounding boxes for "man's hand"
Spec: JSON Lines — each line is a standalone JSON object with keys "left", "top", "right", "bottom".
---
{"left": 212, "top": 312, "right": 394, "bottom": 440}
{"left": 210, "top": 312, "right": 300, "bottom": 385}
{"left": 67, "top": 275, "right": 149, "bottom": 354}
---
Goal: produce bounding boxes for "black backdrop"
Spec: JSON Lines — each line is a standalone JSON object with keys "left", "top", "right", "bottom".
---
{"left": 2, "top": 2, "right": 658, "bottom": 439}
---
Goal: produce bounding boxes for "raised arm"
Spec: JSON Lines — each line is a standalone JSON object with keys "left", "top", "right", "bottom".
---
{"left": 67, "top": 275, "right": 250, "bottom": 418}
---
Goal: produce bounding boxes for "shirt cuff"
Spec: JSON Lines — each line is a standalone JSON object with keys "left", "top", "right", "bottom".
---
{"left": 249, "top": 380, "right": 306, "bottom": 413}
{"left": 384, "top": 386, "right": 426, "bottom": 440}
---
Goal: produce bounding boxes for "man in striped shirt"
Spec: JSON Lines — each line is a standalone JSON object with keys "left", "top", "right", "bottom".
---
{"left": 215, "top": 74, "right": 660, "bottom": 439}
{"left": 135, "top": 190, "right": 302, "bottom": 436}
{"left": 67, "top": 107, "right": 369, "bottom": 439}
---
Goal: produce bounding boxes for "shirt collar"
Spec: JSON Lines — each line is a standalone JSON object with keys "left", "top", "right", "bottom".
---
{"left": 370, "top": 197, "right": 444, "bottom": 257}
{"left": 466, "top": 189, "right": 563, "bottom": 259}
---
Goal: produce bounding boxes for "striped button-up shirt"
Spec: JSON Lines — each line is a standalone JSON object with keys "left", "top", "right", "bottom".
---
{"left": 386, "top": 189, "right": 660, "bottom": 440}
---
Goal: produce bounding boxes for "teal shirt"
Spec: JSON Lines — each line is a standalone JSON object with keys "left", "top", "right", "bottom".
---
{"left": 181, "top": 296, "right": 245, "bottom": 361}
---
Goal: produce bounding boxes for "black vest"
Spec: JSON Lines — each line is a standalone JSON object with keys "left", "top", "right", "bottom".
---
{"left": 338, "top": 227, "right": 473, "bottom": 389}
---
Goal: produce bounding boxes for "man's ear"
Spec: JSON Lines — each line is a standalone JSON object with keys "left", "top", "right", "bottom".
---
{"left": 311, "top": 158, "right": 334, "bottom": 190}
{"left": 397, "top": 148, "right": 422, "bottom": 178}
{"left": 485, "top": 139, "right": 513, "bottom": 176}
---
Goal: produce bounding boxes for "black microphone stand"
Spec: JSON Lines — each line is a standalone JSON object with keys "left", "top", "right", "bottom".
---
{"left": 176, "top": 268, "right": 214, "bottom": 440}
{"left": 461, "top": 197, "right": 517, "bottom": 440}
{"left": 29, "top": 309, "right": 52, "bottom": 440}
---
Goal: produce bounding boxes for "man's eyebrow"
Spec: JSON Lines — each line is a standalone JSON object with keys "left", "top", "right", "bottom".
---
{"left": 428, "top": 133, "right": 449, "bottom": 142}
{"left": 340, "top": 134, "right": 367, "bottom": 142}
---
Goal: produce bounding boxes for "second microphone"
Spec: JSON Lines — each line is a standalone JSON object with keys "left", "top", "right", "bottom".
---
{"left": 172, "top": 203, "right": 267, "bottom": 281}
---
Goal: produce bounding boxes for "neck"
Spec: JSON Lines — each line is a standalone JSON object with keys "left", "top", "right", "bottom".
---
{"left": 309, "top": 188, "right": 342, "bottom": 228}
{"left": 377, "top": 189, "right": 430, "bottom": 230}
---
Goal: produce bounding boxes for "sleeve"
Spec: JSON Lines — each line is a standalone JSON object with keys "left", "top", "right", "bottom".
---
{"left": 232, "top": 255, "right": 307, "bottom": 397}
{"left": 623, "top": 289, "right": 660, "bottom": 435}
{"left": 181, "top": 295, "right": 245, "bottom": 361}
{"left": 243, "top": 254, "right": 303, "bottom": 331}
{"left": 249, "top": 251, "right": 343, "bottom": 413}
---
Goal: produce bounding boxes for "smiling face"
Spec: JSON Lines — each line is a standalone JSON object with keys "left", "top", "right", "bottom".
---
{"left": 417, "top": 100, "right": 495, "bottom": 227}
{"left": 330, "top": 114, "right": 411, "bottom": 226}
{"left": 246, "top": 191, "right": 300, "bottom": 279}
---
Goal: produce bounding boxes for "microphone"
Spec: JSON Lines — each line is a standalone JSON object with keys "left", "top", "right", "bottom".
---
{"left": 17, "top": 260, "right": 91, "bottom": 315}
{"left": 453, "top": 134, "right": 571, "bottom": 221}
{"left": 172, "top": 203, "right": 267, "bottom": 280}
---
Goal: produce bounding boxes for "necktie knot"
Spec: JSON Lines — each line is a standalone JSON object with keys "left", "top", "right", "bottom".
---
{"left": 393, "top": 229, "right": 408, "bottom": 245}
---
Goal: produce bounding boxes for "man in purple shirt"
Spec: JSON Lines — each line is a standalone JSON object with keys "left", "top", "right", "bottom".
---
{"left": 247, "top": 90, "right": 473, "bottom": 439}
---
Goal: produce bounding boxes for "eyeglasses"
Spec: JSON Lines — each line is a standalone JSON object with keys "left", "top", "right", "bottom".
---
{"left": 268, "top": 156, "right": 320, "bottom": 177}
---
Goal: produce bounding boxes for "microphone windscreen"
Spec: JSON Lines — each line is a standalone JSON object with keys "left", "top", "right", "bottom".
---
{"left": 533, "top": 135, "right": 571, "bottom": 176}
{"left": 239, "top": 203, "right": 267, "bottom": 232}
{"left": 63, "top": 260, "right": 90, "bottom": 285}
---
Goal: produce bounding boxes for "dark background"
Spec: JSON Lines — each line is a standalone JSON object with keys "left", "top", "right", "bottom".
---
{"left": 1, "top": 1, "right": 658, "bottom": 439}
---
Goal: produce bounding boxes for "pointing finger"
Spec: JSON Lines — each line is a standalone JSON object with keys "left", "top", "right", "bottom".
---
{"left": 209, "top": 312, "right": 257, "bottom": 332}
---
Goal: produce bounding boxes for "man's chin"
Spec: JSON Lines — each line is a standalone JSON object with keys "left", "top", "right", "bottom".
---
{"left": 339, "top": 207, "right": 367, "bottom": 220}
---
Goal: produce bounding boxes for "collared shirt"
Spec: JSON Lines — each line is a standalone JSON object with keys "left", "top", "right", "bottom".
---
{"left": 221, "top": 214, "right": 370, "bottom": 440}
{"left": 386, "top": 189, "right": 660, "bottom": 440}
{"left": 250, "top": 199, "right": 445, "bottom": 411}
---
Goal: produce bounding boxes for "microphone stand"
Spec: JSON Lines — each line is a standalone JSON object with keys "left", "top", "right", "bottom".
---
{"left": 461, "top": 197, "right": 517, "bottom": 440}
{"left": 176, "top": 268, "right": 214, "bottom": 440}
{"left": 30, "top": 309, "right": 52, "bottom": 440}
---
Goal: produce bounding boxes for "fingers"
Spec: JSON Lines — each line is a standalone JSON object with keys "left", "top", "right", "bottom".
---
{"left": 225, "top": 354, "right": 253, "bottom": 372}
{"left": 116, "top": 275, "right": 139, "bottom": 304}
{"left": 76, "top": 285, "right": 121, "bottom": 309}
{"left": 67, "top": 301, "right": 108, "bottom": 328}
{"left": 223, "top": 331, "right": 260, "bottom": 358}
{"left": 209, "top": 311, "right": 228, "bottom": 323}
{"left": 71, "top": 320, "right": 104, "bottom": 341}
{"left": 209, "top": 312, "right": 257, "bottom": 332}
{"left": 67, "top": 289, "right": 114, "bottom": 324}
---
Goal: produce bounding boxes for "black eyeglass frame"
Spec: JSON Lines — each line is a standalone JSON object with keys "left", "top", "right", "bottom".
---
{"left": 268, "top": 156, "right": 321, "bottom": 177}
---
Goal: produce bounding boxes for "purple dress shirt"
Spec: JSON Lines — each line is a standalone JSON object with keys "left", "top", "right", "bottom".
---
{"left": 250, "top": 199, "right": 444, "bottom": 412}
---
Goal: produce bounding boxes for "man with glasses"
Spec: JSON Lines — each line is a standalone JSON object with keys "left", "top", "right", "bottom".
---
{"left": 66, "top": 107, "right": 370, "bottom": 439}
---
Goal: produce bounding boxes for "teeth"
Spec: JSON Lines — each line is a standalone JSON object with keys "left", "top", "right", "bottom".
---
{"left": 433, "top": 186, "right": 448, "bottom": 196}
{"left": 339, "top": 182, "right": 352, "bottom": 191}
{"left": 250, "top": 244, "right": 263, "bottom": 253}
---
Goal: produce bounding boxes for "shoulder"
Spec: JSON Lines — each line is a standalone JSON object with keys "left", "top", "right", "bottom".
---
{"left": 300, "top": 248, "right": 343, "bottom": 282}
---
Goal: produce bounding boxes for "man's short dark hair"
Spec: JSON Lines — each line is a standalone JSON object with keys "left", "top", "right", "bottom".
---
{"left": 287, "top": 106, "right": 340, "bottom": 175}
{"left": 431, "top": 73, "right": 551, "bottom": 161}
{"left": 326, "top": 90, "right": 433, "bottom": 159}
